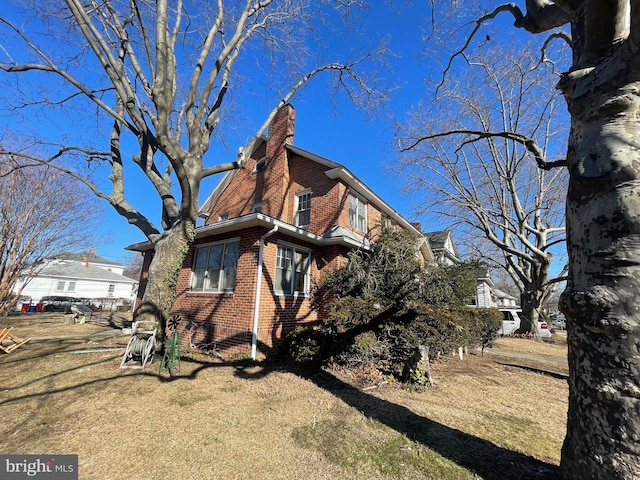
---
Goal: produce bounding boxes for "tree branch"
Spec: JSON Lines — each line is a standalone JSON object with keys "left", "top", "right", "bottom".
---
{"left": 401, "top": 129, "right": 567, "bottom": 170}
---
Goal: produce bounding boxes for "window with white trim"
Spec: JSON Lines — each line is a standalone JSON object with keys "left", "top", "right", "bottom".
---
{"left": 349, "top": 191, "right": 367, "bottom": 232}
{"left": 191, "top": 240, "right": 240, "bottom": 293}
{"left": 275, "top": 244, "right": 310, "bottom": 295}
{"left": 294, "top": 190, "right": 311, "bottom": 227}
{"left": 108, "top": 284, "right": 115, "bottom": 297}
{"left": 56, "top": 280, "right": 76, "bottom": 292}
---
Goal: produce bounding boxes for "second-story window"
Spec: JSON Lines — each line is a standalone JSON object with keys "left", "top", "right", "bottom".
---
{"left": 294, "top": 190, "right": 311, "bottom": 228}
{"left": 349, "top": 191, "right": 367, "bottom": 232}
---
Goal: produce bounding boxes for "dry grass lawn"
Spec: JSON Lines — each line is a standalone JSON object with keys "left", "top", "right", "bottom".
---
{"left": 0, "top": 313, "right": 568, "bottom": 480}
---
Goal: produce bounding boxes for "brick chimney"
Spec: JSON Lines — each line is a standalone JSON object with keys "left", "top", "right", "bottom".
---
{"left": 266, "top": 104, "right": 295, "bottom": 160}
{"left": 410, "top": 222, "right": 422, "bottom": 232}
{"left": 263, "top": 104, "right": 295, "bottom": 219}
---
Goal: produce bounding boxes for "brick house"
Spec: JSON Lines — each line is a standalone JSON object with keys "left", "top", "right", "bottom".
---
{"left": 131, "top": 104, "right": 432, "bottom": 359}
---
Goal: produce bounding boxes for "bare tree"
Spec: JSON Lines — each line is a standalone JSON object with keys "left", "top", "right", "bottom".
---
{"left": 398, "top": 46, "right": 567, "bottom": 335}
{"left": 123, "top": 252, "right": 144, "bottom": 280}
{"left": 0, "top": 1, "right": 383, "bottom": 341}
{"left": 0, "top": 159, "right": 100, "bottom": 320}
{"left": 424, "top": 2, "right": 640, "bottom": 477}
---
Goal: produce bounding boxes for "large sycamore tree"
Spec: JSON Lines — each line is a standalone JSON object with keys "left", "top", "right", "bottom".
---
{"left": 0, "top": 1, "right": 381, "bottom": 340}
{"left": 429, "top": 1, "right": 640, "bottom": 478}
{"left": 398, "top": 45, "right": 567, "bottom": 335}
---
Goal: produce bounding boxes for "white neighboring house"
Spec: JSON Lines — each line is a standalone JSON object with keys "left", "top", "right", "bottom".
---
{"left": 424, "top": 230, "right": 460, "bottom": 266}
{"left": 492, "top": 287, "right": 519, "bottom": 307}
{"left": 474, "top": 267, "right": 496, "bottom": 308}
{"left": 14, "top": 251, "right": 138, "bottom": 311}
{"left": 424, "top": 230, "right": 496, "bottom": 308}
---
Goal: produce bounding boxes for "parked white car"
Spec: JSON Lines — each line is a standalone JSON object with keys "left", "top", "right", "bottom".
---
{"left": 498, "top": 308, "right": 552, "bottom": 339}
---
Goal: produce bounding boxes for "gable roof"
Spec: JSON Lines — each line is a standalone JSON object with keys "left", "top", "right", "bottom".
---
{"left": 424, "top": 231, "right": 449, "bottom": 250}
{"left": 35, "top": 260, "right": 136, "bottom": 284}
{"left": 53, "top": 252, "right": 123, "bottom": 268}
{"left": 424, "top": 230, "right": 460, "bottom": 261}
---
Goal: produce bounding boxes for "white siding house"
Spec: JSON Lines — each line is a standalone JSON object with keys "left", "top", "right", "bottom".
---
{"left": 424, "top": 230, "right": 460, "bottom": 266}
{"left": 14, "top": 252, "right": 137, "bottom": 311}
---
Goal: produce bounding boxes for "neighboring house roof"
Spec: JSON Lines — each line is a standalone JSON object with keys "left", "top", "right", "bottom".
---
{"left": 424, "top": 231, "right": 448, "bottom": 250}
{"left": 492, "top": 287, "right": 518, "bottom": 302}
{"left": 424, "top": 230, "right": 460, "bottom": 263}
{"left": 36, "top": 260, "right": 136, "bottom": 284}
{"left": 52, "top": 252, "right": 123, "bottom": 267}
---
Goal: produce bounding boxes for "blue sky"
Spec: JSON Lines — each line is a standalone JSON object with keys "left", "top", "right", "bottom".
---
{"left": 1, "top": 2, "right": 567, "bottom": 272}
{"left": 92, "top": 3, "right": 439, "bottom": 264}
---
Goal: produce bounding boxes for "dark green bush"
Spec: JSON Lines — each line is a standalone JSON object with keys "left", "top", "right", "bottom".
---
{"left": 284, "top": 326, "right": 329, "bottom": 364}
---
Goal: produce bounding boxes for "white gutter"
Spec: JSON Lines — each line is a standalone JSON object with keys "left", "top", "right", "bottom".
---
{"left": 251, "top": 225, "right": 279, "bottom": 359}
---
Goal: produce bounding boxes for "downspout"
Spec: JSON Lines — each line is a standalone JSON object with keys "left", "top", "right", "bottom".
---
{"left": 251, "top": 225, "right": 278, "bottom": 359}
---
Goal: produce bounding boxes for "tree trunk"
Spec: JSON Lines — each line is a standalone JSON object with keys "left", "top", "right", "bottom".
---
{"left": 559, "top": 58, "right": 640, "bottom": 477}
{"left": 519, "top": 288, "right": 541, "bottom": 336}
{"left": 135, "top": 219, "right": 196, "bottom": 349}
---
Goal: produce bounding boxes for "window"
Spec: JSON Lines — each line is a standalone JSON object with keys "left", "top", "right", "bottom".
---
{"left": 349, "top": 191, "right": 367, "bottom": 232}
{"left": 191, "top": 240, "right": 240, "bottom": 293}
{"left": 251, "top": 203, "right": 262, "bottom": 213}
{"left": 56, "top": 281, "right": 76, "bottom": 292}
{"left": 275, "top": 244, "right": 310, "bottom": 295}
{"left": 381, "top": 213, "right": 397, "bottom": 231}
{"left": 108, "top": 284, "right": 115, "bottom": 297}
{"left": 294, "top": 190, "right": 311, "bottom": 227}
{"left": 254, "top": 156, "right": 266, "bottom": 172}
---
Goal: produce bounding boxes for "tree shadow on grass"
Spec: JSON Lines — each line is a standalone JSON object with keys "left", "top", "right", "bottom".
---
{"left": 1, "top": 338, "right": 561, "bottom": 480}
{"left": 235, "top": 362, "right": 561, "bottom": 480}
{"left": 496, "top": 362, "right": 569, "bottom": 381}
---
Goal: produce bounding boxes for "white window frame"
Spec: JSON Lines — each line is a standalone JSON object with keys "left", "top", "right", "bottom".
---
{"left": 294, "top": 189, "right": 311, "bottom": 227}
{"left": 349, "top": 191, "right": 368, "bottom": 232}
{"left": 275, "top": 243, "right": 311, "bottom": 296}
{"left": 190, "top": 239, "right": 240, "bottom": 293}
{"left": 56, "top": 280, "right": 66, "bottom": 291}
{"left": 108, "top": 284, "right": 116, "bottom": 297}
